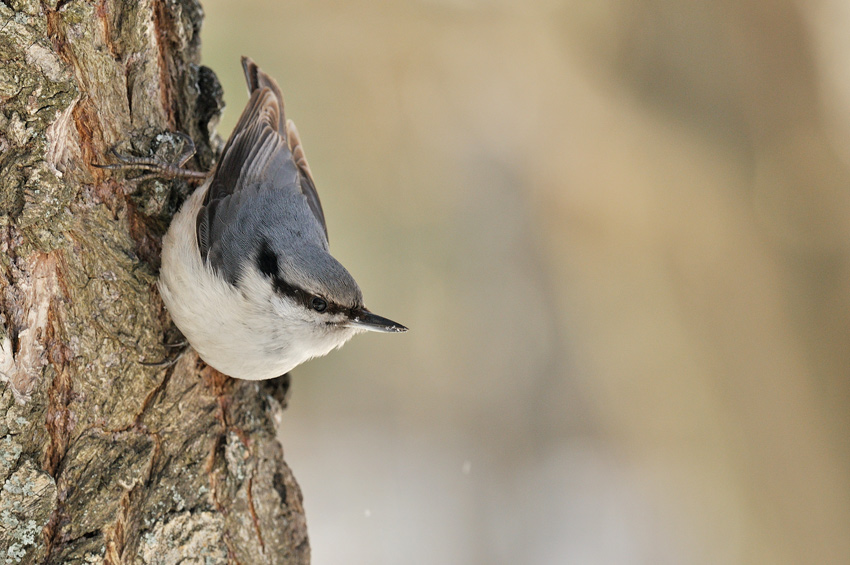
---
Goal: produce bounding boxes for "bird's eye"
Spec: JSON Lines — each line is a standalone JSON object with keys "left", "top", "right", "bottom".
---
{"left": 311, "top": 297, "right": 328, "bottom": 312}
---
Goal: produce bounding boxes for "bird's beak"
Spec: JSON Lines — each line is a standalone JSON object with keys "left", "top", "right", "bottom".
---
{"left": 347, "top": 308, "right": 408, "bottom": 333}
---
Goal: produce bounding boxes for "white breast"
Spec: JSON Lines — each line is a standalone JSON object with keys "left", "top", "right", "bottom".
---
{"left": 158, "top": 183, "right": 358, "bottom": 380}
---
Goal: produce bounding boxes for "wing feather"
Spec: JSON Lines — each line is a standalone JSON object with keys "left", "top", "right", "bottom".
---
{"left": 196, "top": 58, "right": 329, "bottom": 283}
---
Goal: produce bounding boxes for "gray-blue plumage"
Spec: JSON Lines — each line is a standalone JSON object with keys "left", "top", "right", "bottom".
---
{"left": 196, "top": 57, "right": 363, "bottom": 309}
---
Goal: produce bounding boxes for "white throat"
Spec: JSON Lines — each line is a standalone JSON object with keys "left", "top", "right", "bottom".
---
{"left": 158, "top": 183, "right": 360, "bottom": 380}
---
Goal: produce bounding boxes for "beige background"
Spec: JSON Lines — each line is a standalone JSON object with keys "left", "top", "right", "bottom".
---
{"left": 200, "top": 1, "right": 850, "bottom": 563}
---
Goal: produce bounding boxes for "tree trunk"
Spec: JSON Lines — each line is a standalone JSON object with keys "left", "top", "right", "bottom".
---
{"left": 0, "top": 1, "right": 309, "bottom": 563}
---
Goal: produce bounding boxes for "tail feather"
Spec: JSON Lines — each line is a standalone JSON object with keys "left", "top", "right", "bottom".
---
{"left": 241, "top": 56, "right": 286, "bottom": 137}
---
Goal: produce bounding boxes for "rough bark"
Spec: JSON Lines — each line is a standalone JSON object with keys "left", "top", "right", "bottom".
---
{"left": 0, "top": 1, "right": 309, "bottom": 563}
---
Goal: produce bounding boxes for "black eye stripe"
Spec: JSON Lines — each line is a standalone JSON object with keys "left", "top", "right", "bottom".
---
{"left": 255, "top": 240, "right": 359, "bottom": 316}
{"left": 268, "top": 273, "right": 351, "bottom": 316}
{"left": 256, "top": 239, "right": 279, "bottom": 278}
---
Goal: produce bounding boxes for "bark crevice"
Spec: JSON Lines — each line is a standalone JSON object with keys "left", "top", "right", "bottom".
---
{"left": 0, "top": 2, "right": 310, "bottom": 563}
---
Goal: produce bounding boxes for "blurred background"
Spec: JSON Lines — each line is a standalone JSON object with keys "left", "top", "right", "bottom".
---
{"left": 201, "top": 1, "right": 850, "bottom": 563}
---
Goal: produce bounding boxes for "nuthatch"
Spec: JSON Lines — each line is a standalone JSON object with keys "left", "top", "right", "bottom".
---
{"left": 120, "top": 58, "right": 407, "bottom": 380}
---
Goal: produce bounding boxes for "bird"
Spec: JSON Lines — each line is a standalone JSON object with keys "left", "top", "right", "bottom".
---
{"left": 153, "top": 57, "right": 406, "bottom": 380}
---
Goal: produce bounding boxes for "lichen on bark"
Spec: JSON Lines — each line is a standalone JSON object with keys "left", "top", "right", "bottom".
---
{"left": 0, "top": 1, "right": 309, "bottom": 563}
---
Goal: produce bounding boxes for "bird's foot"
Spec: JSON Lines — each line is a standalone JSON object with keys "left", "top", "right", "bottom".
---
{"left": 93, "top": 131, "right": 208, "bottom": 182}
{"left": 138, "top": 336, "right": 190, "bottom": 369}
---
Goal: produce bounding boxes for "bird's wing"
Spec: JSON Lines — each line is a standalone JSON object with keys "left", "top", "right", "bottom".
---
{"left": 237, "top": 57, "right": 327, "bottom": 236}
{"left": 286, "top": 117, "right": 326, "bottom": 234}
{"left": 196, "top": 58, "right": 329, "bottom": 283}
